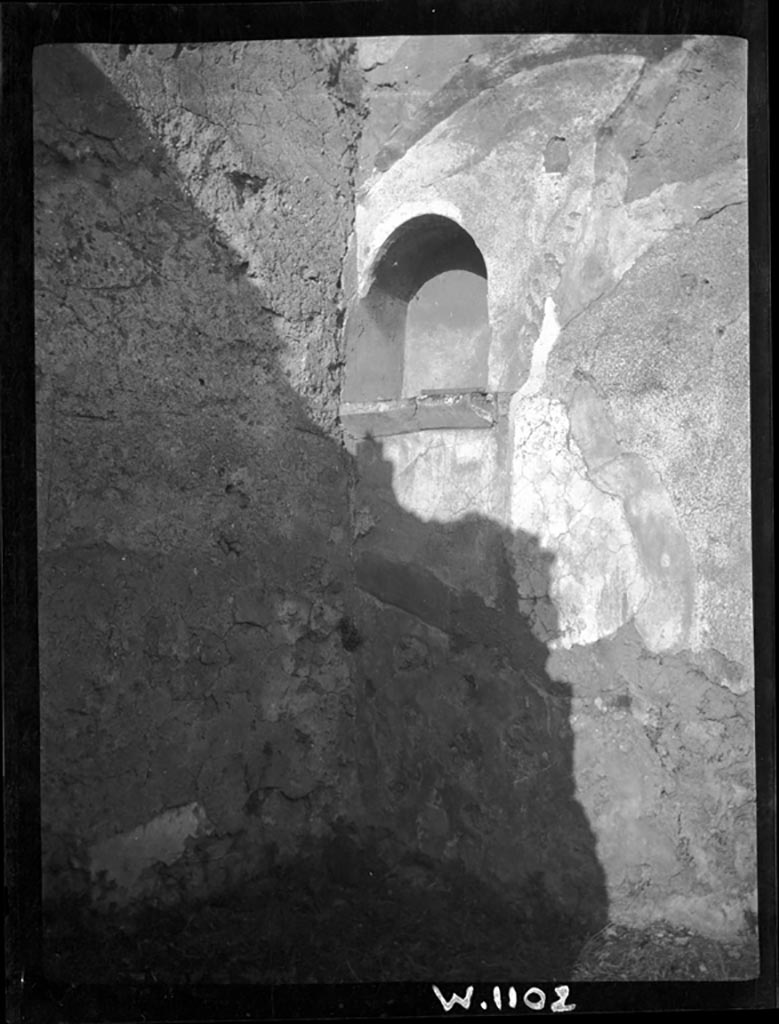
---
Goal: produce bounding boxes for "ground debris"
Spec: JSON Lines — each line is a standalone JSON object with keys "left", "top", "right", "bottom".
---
{"left": 571, "top": 919, "right": 758, "bottom": 982}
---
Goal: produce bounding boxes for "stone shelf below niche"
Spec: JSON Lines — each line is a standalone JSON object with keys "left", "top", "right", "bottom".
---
{"left": 339, "top": 391, "right": 497, "bottom": 438}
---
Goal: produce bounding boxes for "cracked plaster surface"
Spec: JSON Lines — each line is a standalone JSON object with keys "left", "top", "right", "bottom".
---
{"left": 358, "top": 38, "right": 746, "bottom": 396}
{"left": 364, "top": 36, "right": 746, "bottom": 662}
{"left": 510, "top": 388, "right": 648, "bottom": 650}
{"left": 356, "top": 52, "right": 645, "bottom": 370}
{"left": 382, "top": 291, "right": 696, "bottom": 654}
{"left": 509, "top": 299, "right": 694, "bottom": 653}
{"left": 346, "top": 33, "right": 754, "bottom": 942}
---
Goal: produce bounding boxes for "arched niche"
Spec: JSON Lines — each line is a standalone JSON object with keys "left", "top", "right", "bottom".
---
{"left": 342, "top": 215, "right": 491, "bottom": 407}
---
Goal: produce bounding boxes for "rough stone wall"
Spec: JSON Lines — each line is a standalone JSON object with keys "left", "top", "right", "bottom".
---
{"left": 347, "top": 34, "right": 754, "bottom": 940}
{"left": 34, "top": 41, "right": 362, "bottom": 907}
{"left": 83, "top": 39, "right": 363, "bottom": 431}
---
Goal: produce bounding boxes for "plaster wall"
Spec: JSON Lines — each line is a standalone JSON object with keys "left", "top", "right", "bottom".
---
{"left": 347, "top": 33, "right": 754, "bottom": 938}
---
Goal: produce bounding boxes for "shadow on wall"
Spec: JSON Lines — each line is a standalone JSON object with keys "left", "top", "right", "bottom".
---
{"left": 34, "top": 43, "right": 606, "bottom": 983}
{"left": 347, "top": 436, "right": 608, "bottom": 972}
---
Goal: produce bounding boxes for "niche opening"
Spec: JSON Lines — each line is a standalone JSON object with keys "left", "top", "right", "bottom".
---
{"left": 342, "top": 215, "right": 491, "bottom": 406}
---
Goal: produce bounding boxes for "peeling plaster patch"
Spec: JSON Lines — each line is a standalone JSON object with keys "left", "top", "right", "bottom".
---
{"left": 569, "top": 383, "right": 695, "bottom": 652}
{"left": 517, "top": 296, "right": 560, "bottom": 398}
{"left": 508, "top": 309, "right": 695, "bottom": 652}
{"left": 89, "top": 802, "right": 212, "bottom": 900}
{"left": 510, "top": 393, "right": 647, "bottom": 648}
{"left": 510, "top": 304, "right": 645, "bottom": 648}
